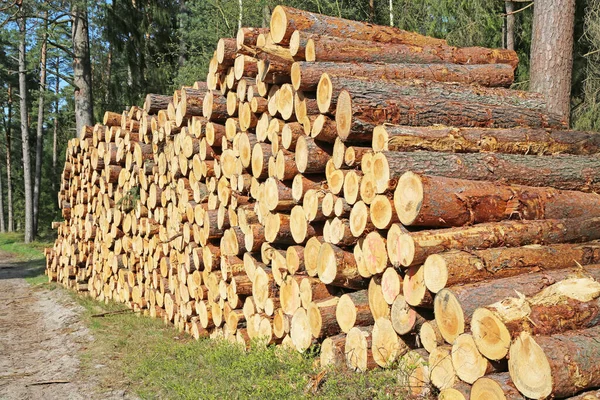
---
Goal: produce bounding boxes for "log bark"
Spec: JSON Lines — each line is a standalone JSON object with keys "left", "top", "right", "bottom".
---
{"left": 395, "top": 171, "right": 600, "bottom": 228}
{"left": 472, "top": 277, "right": 600, "bottom": 361}
{"left": 434, "top": 264, "right": 600, "bottom": 345}
{"left": 372, "top": 124, "right": 600, "bottom": 155}
{"left": 423, "top": 241, "right": 600, "bottom": 294}
{"left": 270, "top": 5, "right": 447, "bottom": 47}
{"left": 396, "top": 216, "right": 600, "bottom": 267}
{"left": 300, "top": 33, "right": 517, "bottom": 68}
{"left": 292, "top": 61, "right": 514, "bottom": 92}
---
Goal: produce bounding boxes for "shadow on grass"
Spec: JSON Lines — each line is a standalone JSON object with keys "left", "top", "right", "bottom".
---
{"left": 0, "top": 258, "right": 47, "bottom": 282}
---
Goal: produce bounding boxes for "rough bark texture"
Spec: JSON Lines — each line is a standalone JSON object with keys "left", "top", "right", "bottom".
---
{"left": 378, "top": 150, "right": 600, "bottom": 193}
{"left": 270, "top": 5, "right": 447, "bottom": 46}
{"left": 71, "top": 3, "right": 94, "bottom": 134}
{"left": 403, "top": 216, "right": 600, "bottom": 267}
{"left": 395, "top": 172, "right": 600, "bottom": 228}
{"left": 18, "top": 12, "right": 33, "bottom": 243}
{"left": 530, "top": 0, "right": 576, "bottom": 122}
{"left": 292, "top": 62, "right": 514, "bottom": 92}
{"left": 372, "top": 124, "right": 600, "bottom": 155}
{"left": 302, "top": 33, "right": 518, "bottom": 68}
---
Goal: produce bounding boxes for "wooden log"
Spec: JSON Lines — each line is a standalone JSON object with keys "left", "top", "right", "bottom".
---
{"left": 429, "top": 345, "right": 456, "bottom": 390}
{"left": 423, "top": 241, "right": 600, "bottom": 294}
{"left": 395, "top": 171, "right": 600, "bottom": 228}
{"left": 433, "top": 264, "right": 600, "bottom": 345}
{"left": 509, "top": 327, "right": 600, "bottom": 399}
{"left": 345, "top": 326, "right": 377, "bottom": 372}
{"left": 317, "top": 243, "right": 366, "bottom": 289}
{"left": 394, "top": 216, "right": 600, "bottom": 268}
{"left": 320, "top": 333, "right": 346, "bottom": 368}
{"left": 270, "top": 5, "right": 447, "bottom": 47}
{"left": 336, "top": 87, "right": 566, "bottom": 143}
{"left": 307, "top": 297, "right": 341, "bottom": 338}
{"left": 144, "top": 94, "right": 172, "bottom": 114}
{"left": 300, "top": 33, "right": 517, "bottom": 68}
{"left": 292, "top": 61, "right": 514, "bottom": 92}
{"left": 295, "top": 136, "right": 332, "bottom": 174}
{"left": 420, "top": 320, "right": 444, "bottom": 353}
{"left": 451, "top": 333, "right": 501, "bottom": 384}
{"left": 472, "top": 277, "right": 600, "bottom": 361}
{"left": 372, "top": 124, "right": 600, "bottom": 154}
{"left": 471, "top": 373, "right": 524, "bottom": 400}
{"left": 335, "top": 289, "right": 374, "bottom": 333}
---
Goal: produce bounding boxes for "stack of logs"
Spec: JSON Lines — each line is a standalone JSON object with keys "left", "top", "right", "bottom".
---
{"left": 46, "top": 6, "right": 600, "bottom": 399}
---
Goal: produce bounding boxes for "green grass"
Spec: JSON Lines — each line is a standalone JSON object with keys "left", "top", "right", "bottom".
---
{"left": 0, "top": 232, "right": 53, "bottom": 285}
{"left": 74, "top": 296, "right": 413, "bottom": 399}
{"left": 0, "top": 234, "right": 416, "bottom": 399}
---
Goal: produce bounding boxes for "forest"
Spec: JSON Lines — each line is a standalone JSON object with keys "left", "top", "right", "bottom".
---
{"left": 0, "top": 0, "right": 599, "bottom": 242}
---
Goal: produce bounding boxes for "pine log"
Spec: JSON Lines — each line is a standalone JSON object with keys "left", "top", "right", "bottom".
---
{"left": 423, "top": 241, "right": 600, "bottom": 294}
{"left": 320, "top": 333, "right": 346, "bottom": 368}
{"left": 471, "top": 373, "right": 524, "bottom": 400}
{"left": 270, "top": 5, "right": 447, "bottom": 47}
{"left": 317, "top": 243, "right": 367, "bottom": 289}
{"left": 295, "top": 136, "right": 332, "bottom": 174}
{"left": 144, "top": 94, "right": 172, "bottom": 114}
{"left": 372, "top": 124, "right": 600, "bottom": 154}
{"left": 434, "top": 264, "right": 600, "bottom": 345}
{"left": 300, "top": 33, "right": 517, "bottom": 68}
{"left": 307, "top": 297, "right": 341, "bottom": 338}
{"left": 395, "top": 171, "right": 600, "bottom": 228}
{"left": 336, "top": 89, "right": 565, "bottom": 143}
{"left": 292, "top": 61, "right": 514, "bottom": 92}
{"left": 335, "top": 290, "right": 374, "bottom": 333}
{"left": 429, "top": 345, "right": 456, "bottom": 390}
{"left": 372, "top": 317, "right": 408, "bottom": 368}
{"left": 345, "top": 326, "right": 376, "bottom": 372}
{"left": 472, "top": 277, "right": 600, "bottom": 361}
{"left": 394, "top": 216, "right": 600, "bottom": 268}
{"left": 451, "top": 333, "right": 501, "bottom": 384}
{"left": 509, "top": 327, "right": 600, "bottom": 398}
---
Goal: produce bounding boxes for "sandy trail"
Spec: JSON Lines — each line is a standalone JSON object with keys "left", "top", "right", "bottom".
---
{"left": 0, "top": 251, "right": 133, "bottom": 399}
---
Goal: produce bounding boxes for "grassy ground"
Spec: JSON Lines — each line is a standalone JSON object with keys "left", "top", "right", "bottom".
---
{"left": 2, "top": 233, "right": 416, "bottom": 399}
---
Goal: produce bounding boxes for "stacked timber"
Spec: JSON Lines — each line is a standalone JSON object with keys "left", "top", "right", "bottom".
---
{"left": 46, "top": 6, "right": 600, "bottom": 399}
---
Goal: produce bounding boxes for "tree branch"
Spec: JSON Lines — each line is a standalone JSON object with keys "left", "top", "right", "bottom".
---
{"left": 47, "top": 39, "right": 75, "bottom": 58}
{"left": 502, "top": 2, "right": 534, "bottom": 16}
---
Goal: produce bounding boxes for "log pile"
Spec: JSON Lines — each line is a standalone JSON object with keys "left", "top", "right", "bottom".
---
{"left": 46, "top": 6, "right": 600, "bottom": 399}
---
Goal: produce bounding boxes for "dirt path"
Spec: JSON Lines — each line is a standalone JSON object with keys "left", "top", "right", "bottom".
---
{"left": 0, "top": 251, "right": 134, "bottom": 399}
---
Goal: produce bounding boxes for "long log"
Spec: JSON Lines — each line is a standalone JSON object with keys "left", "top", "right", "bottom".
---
{"left": 472, "top": 277, "right": 600, "bottom": 361}
{"left": 509, "top": 327, "right": 600, "bottom": 398}
{"left": 270, "top": 5, "right": 447, "bottom": 47}
{"left": 393, "top": 216, "right": 600, "bottom": 268}
{"left": 395, "top": 172, "right": 600, "bottom": 228}
{"left": 423, "top": 241, "right": 600, "bottom": 294}
{"left": 372, "top": 124, "right": 600, "bottom": 154}
{"left": 299, "top": 32, "right": 517, "bottom": 68}
{"left": 291, "top": 61, "right": 514, "bottom": 92}
{"left": 433, "top": 264, "right": 600, "bottom": 345}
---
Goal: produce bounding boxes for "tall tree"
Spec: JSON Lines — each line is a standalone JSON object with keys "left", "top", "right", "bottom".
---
{"left": 505, "top": 1, "right": 515, "bottom": 51}
{"left": 5, "top": 85, "right": 14, "bottom": 233}
{"left": 71, "top": 0, "right": 93, "bottom": 134}
{"left": 52, "top": 57, "right": 59, "bottom": 172}
{"left": 33, "top": 10, "right": 49, "bottom": 236}
{"left": 17, "top": 7, "right": 34, "bottom": 243}
{"left": 0, "top": 164, "right": 4, "bottom": 233}
{"left": 530, "top": 0, "right": 576, "bottom": 123}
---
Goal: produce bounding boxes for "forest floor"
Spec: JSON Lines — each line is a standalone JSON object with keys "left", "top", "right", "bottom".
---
{"left": 0, "top": 249, "right": 137, "bottom": 399}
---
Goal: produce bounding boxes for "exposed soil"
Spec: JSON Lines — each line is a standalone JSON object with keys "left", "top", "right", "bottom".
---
{"left": 0, "top": 251, "right": 135, "bottom": 399}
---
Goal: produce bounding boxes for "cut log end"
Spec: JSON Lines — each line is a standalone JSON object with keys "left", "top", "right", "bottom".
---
{"left": 471, "top": 307, "right": 511, "bottom": 361}
{"left": 508, "top": 331, "right": 552, "bottom": 399}
{"left": 423, "top": 254, "right": 448, "bottom": 293}
{"left": 335, "top": 90, "right": 352, "bottom": 141}
{"left": 317, "top": 73, "right": 333, "bottom": 114}
{"left": 394, "top": 171, "right": 423, "bottom": 226}
{"left": 434, "top": 289, "right": 465, "bottom": 344}
{"left": 270, "top": 6, "right": 288, "bottom": 44}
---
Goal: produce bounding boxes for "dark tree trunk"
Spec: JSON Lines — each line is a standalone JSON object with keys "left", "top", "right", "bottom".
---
{"left": 0, "top": 164, "right": 4, "bottom": 233}
{"left": 33, "top": 11, "right": 48, "bottom": 237}
{"left": 5, "top": 85, "right": 13, "bottom": 232}
{"left": 18, "top": 11, "right": 34, "bottom": 243}
{"left": 530, "top": 0, "right": 576, "bottom": 123}
{"left": 71, "top": 1, "right": 94, "bottom": 134}
{"left": 53, "top": 58, "right": 59, "bottom": 180}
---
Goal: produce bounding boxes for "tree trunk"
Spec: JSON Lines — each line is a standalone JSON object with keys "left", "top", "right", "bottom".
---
{"left": 18, "top": 11, "right": 33, "bottom": 243}
{"left": 530, "top": 0, "right": 576, "bottom": 123}
{"left": 509, "top": 327, "right": 600, "bottom": 398}
{"left": 52, "top": 58, "right": 59, "bottom": 189}
{"left": 33, "top": 11, "right": 48, "bottom": 237}
{"left": 71, "top": 1, "right": 94, "bottom": 134}
{"left": 0, "top": 165, "right": 4, "bottom": 232}
{"left": 505, "top": 2, "right": 515, "bottom": 51}
{"left": 5, "top": 85, "right": 13, "bottom": 232}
